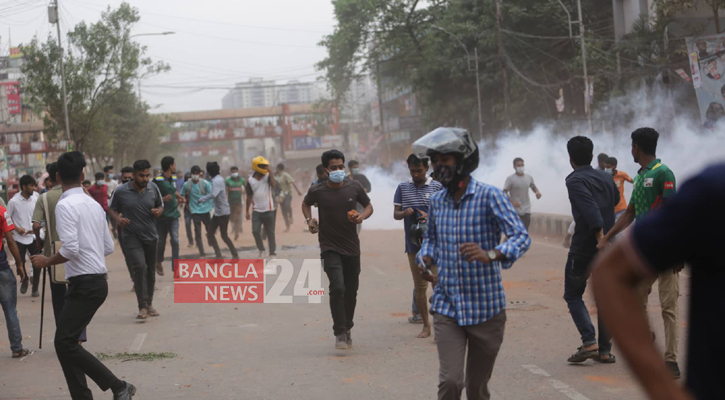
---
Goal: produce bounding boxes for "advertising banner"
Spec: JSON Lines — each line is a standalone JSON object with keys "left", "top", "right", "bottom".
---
{"left": 686, "top": 35, "right": 725, "bottom": 128}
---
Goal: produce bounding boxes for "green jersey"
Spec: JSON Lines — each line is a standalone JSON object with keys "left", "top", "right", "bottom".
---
{"left": 154, "top": 174, "right": 181, "bottom": 219}
{"left": 225, "top": 176, "right": 245, "bottom": 205}
{"left": 631, "top": 159, "right": 676, "bottom": 219}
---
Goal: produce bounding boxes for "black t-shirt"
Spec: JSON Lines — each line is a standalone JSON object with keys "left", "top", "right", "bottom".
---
{"left": 109, "top": 181, "right": 163, "bottom": 243}
{"left": 351, "top": 173, "right": 371, "bottom": 192}
{"left": 631, "top": 163, "right": 725, "bottom": 400}
{"left": 304, "top": 180, "right": 371, "bottom": 256}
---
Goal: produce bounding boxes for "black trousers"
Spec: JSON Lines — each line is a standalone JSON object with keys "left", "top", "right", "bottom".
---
{"left": 17, "top": 241, "right": 40, "bottom": 292}
{"left": 192, "top": 212, "right": 215, "bottom": 257}
{"left": 322, "top": 251, "right": 361, "bottom": 336}
{"left": 252, "top": 211, "right": 276, "bottom": 254}
{"left": 49, "top": 278, "right": 87, "bottom": 342}
{"left": 209, "top": 214, "right": 239, "bottom": 258}
{"left": 122, "top": 235, "right": 158, "bottom": 310}
{"left": 55, "top": 274, "right": 121, "bottom": 400}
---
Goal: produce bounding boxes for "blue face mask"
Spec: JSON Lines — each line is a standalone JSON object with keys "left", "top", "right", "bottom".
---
{"left": 352, "top": 168, "right": 360, "bottom": 174}
{"left": 328, "top": 169, "right": 346, "bottom": 183}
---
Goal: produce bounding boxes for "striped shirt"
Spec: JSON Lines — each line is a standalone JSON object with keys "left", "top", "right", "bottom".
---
{"left": 417, "top": 178, "right": 531, "bottom": 326}
{"left": 393, "top": 177, "right": 443, "bottom": 253}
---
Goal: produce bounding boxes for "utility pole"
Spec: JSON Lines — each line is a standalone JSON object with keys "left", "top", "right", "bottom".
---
{"left": 376, "top": 60, "right": 391, "bottom": 166}
{"left": 576, "top": 0, "right": 592, "bottom": 133}
{"left": 474, "top": 47, "right": 484, "bottom": 141}
{"left": 49, "top": 1, "right": 71, "bottom": 149}
{"left": 495, "top": 0, "right": 511, "bottom": 128}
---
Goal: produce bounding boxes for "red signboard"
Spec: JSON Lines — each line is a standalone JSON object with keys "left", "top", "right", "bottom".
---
{"left": 1, "top": 81, "right": 21, "bottom": 114}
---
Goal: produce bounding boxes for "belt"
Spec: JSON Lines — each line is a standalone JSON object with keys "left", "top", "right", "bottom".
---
{"left": 68, "top": 273, "right": 108, "bottom": 282}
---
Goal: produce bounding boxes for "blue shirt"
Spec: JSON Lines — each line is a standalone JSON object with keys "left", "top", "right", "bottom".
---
{"left": 199, "top": 175, "right": 231, "bottom": 216}
{"left": 417, "top": 178, "right": 531, "bottom": 326}
{"left": 393, "top": 177, "right": 443, "bottom": 253}
{"left": 627, "top": 163, "right": 725, "bottom": 400}
{"left": 181, "top": 180, "right": 213, "bottom": 215}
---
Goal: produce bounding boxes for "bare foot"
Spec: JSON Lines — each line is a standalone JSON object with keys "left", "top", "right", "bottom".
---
{"left": 417, "top": 326, "right": 431, "bottom": 339}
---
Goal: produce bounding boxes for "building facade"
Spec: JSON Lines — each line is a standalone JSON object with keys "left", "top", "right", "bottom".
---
{"left": 222, "top": 78, "right": 326, "bottom": 109}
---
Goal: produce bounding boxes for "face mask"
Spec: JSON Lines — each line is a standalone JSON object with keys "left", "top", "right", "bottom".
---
{"left": 107, "top": 174, "right": 113, "bottom": 179}
{"left": 434, "top": 164, "right": 456, "bottom": 188}
{"left": 352, "top": 168, "right": 360, "bottom": 174}
{"left": 231, "top": 172, "right": 239, "bottom": 178}
{"left": 191, "top": 174, "right": 200, "bottom": 182}
{"left": 328, "top": 170, "right": 346, "bottom": 183}
{"left": 605, "top": 168, "right": 614, "bottom": 175}
{"left": 96, "top": 181, "right": 103, "bottom": 186}
{"left": 516, "top": 166, "right": 525, "bottom": 174}
{"left": 122, "top": 179, "right": 131, "bottom": 184}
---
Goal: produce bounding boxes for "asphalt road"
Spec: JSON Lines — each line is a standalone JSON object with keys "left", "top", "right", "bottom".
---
{"left": 0, "top": 226, "right": 689, "bottom": 399}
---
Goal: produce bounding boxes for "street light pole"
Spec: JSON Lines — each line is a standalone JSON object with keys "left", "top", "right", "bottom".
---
{"left": 49, "top": 1, "right": 71, "bottom": 149}
{"left": 432, "top": 25, "right": 484, "bottom": 141}
{"left": 576, "top": 0, "right": 593, "bottom": 133}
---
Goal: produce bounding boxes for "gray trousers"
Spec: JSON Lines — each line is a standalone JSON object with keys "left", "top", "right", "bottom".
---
{"left": 434, "top": 310, "right": 506, "bottom": 400}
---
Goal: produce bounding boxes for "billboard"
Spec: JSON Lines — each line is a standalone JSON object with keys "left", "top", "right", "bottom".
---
{"left": 686, "top": 35, "right": 725, "bottom": 128}
{"left": 9, "top": 47, "right": 22, "bottom": 59}
{"left": 0, "top": 81, "right": 20, "bottom": 115}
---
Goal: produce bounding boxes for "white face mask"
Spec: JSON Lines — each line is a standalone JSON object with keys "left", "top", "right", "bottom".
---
{"left": 516, "top": 166, "right": 525, "bottom": 174}
{"left": 191, "top": 174, "right": 200, "bottom": 182}
{"left": 605, "top": 168, "right": 614, "bottom": 175}
{"left": 231, "top": 172, "right": 239, "bottom": 178}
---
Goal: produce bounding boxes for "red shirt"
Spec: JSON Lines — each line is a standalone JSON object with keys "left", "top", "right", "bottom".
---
{"left": 0, "top": 205, "right": 16, "bottom": 269}
{"left": 88, "top": 183, "right": 109, "bottom": 211}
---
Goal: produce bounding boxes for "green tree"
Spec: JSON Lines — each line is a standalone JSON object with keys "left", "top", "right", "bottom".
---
{"left": 20, "top": 2, "right": 168, "bottom": 162}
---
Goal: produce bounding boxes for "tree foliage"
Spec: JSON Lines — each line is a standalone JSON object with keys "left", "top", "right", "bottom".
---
{"left": 20, "top": 2, "right": 168, "bottom": 162}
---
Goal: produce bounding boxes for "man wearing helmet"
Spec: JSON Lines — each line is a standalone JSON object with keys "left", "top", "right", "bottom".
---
{"left": 301, "top": 149, "right": 373, "bottom": 350}
{"left": 414, "top": 127, "right": 531, "bottom": 400}
{"left": 393, "top": 153, "right": 443, "bottom": 338}
{"left": 245, "top": 156, "right": 277, "bottom": 257}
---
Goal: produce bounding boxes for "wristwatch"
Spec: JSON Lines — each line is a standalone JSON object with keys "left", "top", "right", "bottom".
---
{"left": 486, "top": 250, "right": 497, "bottom": 262}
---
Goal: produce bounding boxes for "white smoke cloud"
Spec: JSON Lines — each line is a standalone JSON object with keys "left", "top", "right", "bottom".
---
{"left": 362, "top": 86, "right": 725, "bottom": 230}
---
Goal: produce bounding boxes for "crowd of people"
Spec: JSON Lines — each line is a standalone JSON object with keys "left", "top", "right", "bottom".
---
{"left": 0, "top": 125, "right": 720, "bottom": 400}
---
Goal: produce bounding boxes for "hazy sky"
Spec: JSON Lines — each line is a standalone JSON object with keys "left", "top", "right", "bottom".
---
{"left": 3, "top": 0, "right": 335, "bottom": 113}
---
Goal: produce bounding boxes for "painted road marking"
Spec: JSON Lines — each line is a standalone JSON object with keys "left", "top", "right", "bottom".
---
{"left": 129, "top": 333, "right": 147, "bottom": 353}
{"left": 160, "top": 286, "right": 171, "bottom": 298}
{"left": 522, "top": 364, "right": 591, "bottom": 400}
{"left": 370, "top": 266, "right": 386, "bottom": 276}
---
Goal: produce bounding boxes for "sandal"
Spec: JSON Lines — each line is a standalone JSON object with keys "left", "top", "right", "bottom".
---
{"left": 595, "top": 353, "right": 617, "bottom": 364}
{"left": 12, "top": 348, "right": 30, "bottom": 358}
{"left": 567, "top": 346, "right": 598, "bottom": 363}
{"left": 408, "top": 314, "right": 424, "bottom": 324}
{"left": 137, "top": 308, "right": 148, "bottom": 320}
{"left": 147, "top": 307, "right": 160, "bottom": 317}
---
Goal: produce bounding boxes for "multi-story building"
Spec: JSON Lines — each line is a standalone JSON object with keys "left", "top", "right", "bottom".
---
{"left": 222, "top": 78, "right": 326, "bottom": 109}
{"left": 613, "top": 0, "right": 721, "bottom": 38}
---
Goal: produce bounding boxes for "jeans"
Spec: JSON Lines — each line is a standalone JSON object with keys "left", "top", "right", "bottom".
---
{"left": 563, "top": 253, "right": 611, "bottom": 354}
{"left": 156, "top": 217, "right": 180, "bottom": 269}
{"left": 322, "top": 251, "right": 361, "bottom": 336}
{"left": 55, "top": 274, "right": 122, "bottom": 400}
{"left": 435, "top": 311, "right": 506, "bottom": 400}
{"left": 230, "top": 203, "right": 243, "bottom": 235}
{"left": 209, "top": 214, "right": 239, "bottom": 259}
{"left": 184, "top": 208, "right": 194, "bottom": 246}
{"left": 192, "top": 212, "right": 213, "bottom": 257}
{"left": 0, "top": 268, "right": 23, "bottom": 353}
{"left": 280, "top": 193, "right": 293, "bottom": 228}
{"left": 122, "top": 234, "right": 158, "bottom": 310}
{"left": 252, "top": 211, "right": 276, "bottom": 254}
{"left": 17, "top": 241, "right": 40, "bottom": 292}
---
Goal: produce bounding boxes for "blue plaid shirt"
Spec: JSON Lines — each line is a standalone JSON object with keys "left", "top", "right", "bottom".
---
{"left": 417, "top": 178, "right": 531, "bottom": 326}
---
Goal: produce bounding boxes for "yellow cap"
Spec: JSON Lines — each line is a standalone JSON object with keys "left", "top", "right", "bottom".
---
{"left": 252, "top": 156, "right": 270, "bottom": 175}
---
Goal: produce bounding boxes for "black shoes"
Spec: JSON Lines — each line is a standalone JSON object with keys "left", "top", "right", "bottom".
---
{"left": 335, "top": 334, "right": 348, "bottom": 350}
{"left": 113, "top": 381, "right": 136, "bottom": 399}
{"left": 666, "top": 361, "right": 681, "bottom": 379}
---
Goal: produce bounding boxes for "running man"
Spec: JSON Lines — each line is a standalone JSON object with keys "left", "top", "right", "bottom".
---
{"left": 275, "top": 163, "right": 303, "bottom": 232}
{"left": 413, "top": 128, "right": 530, "bottom": 400}
{"left": 30, "top": 151, "right": 136, "bottom": 400}
{"left": 199, "top": 161, "right": 239, "bottom": 259}
{"left": 393, "top": 153, "right": 442, "bottom": 338}
{"left": 598, "top": 127, "right": 682, "bottom": 378}
{"left": 226, "top": 166, "right": 245, "bottom": 239}
{"left": 246, "top": 156, "right": 277, "bottom": 257}
{"left": 503, "top": 157, "right": 542, "bottom": 230}
{"left": 603, "top": 157, "right": 633, "bottom": 220}
{"left": 109, "top": 160, "right": 164, "bottom": 320}
{"left": 154, "top": 156, "right": 183, "bottom": 275}
{"left": 563, "top": 136, "right": 619, "bottom": 364}
{"left": 87, "top": 172, "right": 108, "bottom": 211}
{"left": 180, "top": 166, "right": 213, "bottom": 258}
{"left": 302, "top": 149, "right": 373, "bottom": 350}
{"left": 7, "top": 175, "right": 39, "bottom": 297}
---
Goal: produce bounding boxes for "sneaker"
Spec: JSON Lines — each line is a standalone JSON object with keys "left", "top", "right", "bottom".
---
{"left": 31, "top": 290, "right": 39, "bottom": 298}
{"left": 335, "top": 334, "right": 348, "bottom": 350}
{"left": 258, "top": 250, "right": 265, "bottom": 258}
{"left": 20, "top": 279, "right": 28, "bottom": 294}
{"left": 666, "top": 361, "right": 681, "bottom": 379}
{"left": 346, "top": 330, "right": 352, "bottom": 348}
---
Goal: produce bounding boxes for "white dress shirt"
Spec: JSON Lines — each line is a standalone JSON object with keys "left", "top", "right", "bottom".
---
{"left": 56, "top": 187, "right": 114, "bottom": 278}
{"left": 7, "top": 191, "right": 39, "bottom": 245}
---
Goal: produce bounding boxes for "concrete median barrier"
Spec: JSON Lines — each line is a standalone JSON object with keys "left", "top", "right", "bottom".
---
{"left": 528, "top": 213, "right": 573, "bottom": 239}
